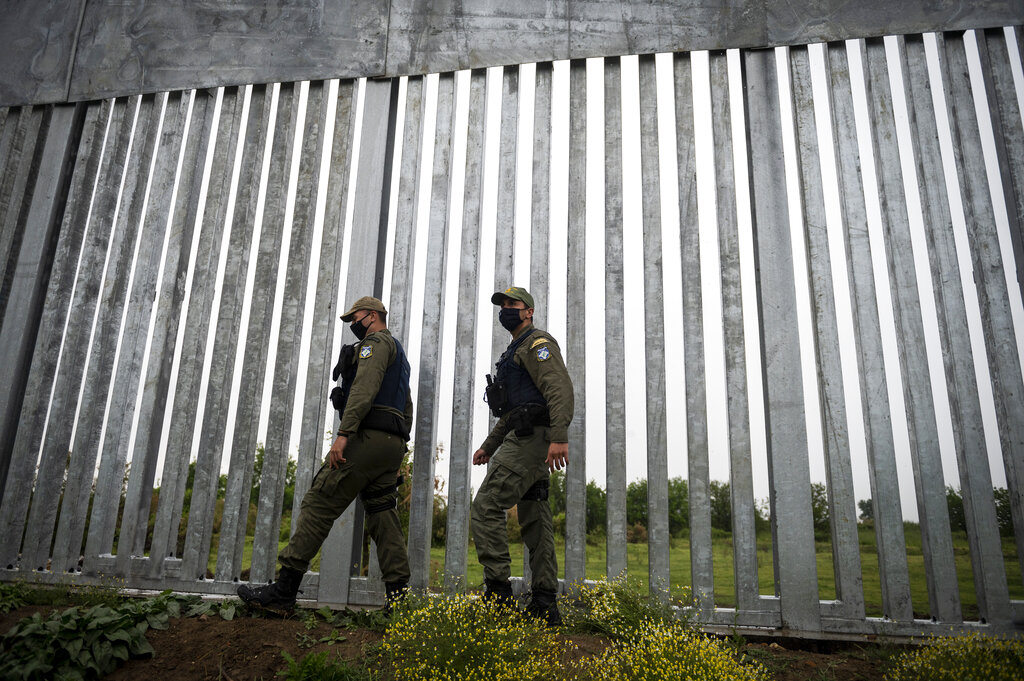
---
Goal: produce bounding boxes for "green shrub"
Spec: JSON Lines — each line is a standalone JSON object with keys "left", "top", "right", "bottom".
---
{"left": 589, "top": 620, "right": 768, "bottom": 680}
{"left": 278, "top": 650, "right": 370, "bottom": 681}
{"left": 562, "top": 576, "right": 687, "bottom": 639}
{"left": 884, "top": 633, "right": 1024, "bottom": 681}
{"left": 0, "top": 583, "right": 26, "bottom": 614}
{"left": 383, "top": 593, "right": 569, "bottom": 680}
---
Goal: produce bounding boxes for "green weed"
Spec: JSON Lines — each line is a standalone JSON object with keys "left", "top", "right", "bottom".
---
{"left": 884, "top": 633, "right": 1024, "bottom": 681}
{"left": 278, "top": 650, "right": 370, "bottom": 681}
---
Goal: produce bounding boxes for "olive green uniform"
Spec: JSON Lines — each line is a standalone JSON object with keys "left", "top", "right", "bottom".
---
{"left": 278, "top": 329, "right": 412, "bottom": 585}
{"left": 471, "top": 324, "right": 574, "bottom": 593}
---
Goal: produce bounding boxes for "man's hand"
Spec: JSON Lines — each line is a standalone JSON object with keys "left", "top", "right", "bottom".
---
{"left": 546, "top": 442, "right": 568, "bottom": 471}
{"left": 472, "top": 448, "right": 491, "bottom": 465}
{"left": 329, "top": 434, "right": 349, "bottom": 469}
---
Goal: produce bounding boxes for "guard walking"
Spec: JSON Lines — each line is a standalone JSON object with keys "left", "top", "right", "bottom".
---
{"left": 238, "top": 296, "right": 412, "bottom": 611}
{"left": 472, "top": 287, "right": 574, "bottom": 626}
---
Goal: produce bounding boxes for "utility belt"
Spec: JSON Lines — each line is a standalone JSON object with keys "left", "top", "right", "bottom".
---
{"left": 507, "top": 403, "right": 550, "bottom": 438}
{"left": 329, "top": 389, "right": 410, "bottom": 441}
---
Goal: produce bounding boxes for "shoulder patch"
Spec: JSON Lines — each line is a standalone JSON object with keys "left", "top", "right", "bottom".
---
{"left": 536, "top": 346, "right": 551, "bottom": 362}
{"left": 359, "top": 345, "right": 373, "bottom": 359}
{"left": 530, "top": 337, "right": 551, "bottom": 349}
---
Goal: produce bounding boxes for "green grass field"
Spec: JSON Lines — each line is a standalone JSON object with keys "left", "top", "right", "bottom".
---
{"left": 214, "top": 524, "right": 1022, "bottom": 620}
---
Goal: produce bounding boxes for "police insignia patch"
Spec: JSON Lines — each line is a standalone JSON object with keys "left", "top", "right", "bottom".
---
{"left": 530, "top": 337, "right": 550, "bottom": 349}
{"left": 359, "top": 345, "right": 373, "bottom": 359}
{"left": 536, "top": 347, "right": 550, "bottom": 361}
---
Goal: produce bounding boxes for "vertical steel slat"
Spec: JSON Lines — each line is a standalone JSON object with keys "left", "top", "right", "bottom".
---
{"left": 388, "top": 76, "right": 425, "bottom": 342}
{"left": 0, "top": 102, "right": 103, "bottom": 570}
{"left": 904, "top": 34, "right": 985, "bottom": 623}
{"left": 252, "top": 82, "right": 321, "bottom": 583}
{"left": 638, "top": 54, "right": 670, "bottom": 598}
{"left": 85, "top": 93, "right": 183, "bottom": 568}
{"left": 52, "top": 94, "right": 161, "bottom": 575}
{"left": 491, "top": 66, "right": 520, "bottom": 365}
{"left": 530, "top": 63, "right": 553, "bottom": 330}
{"left": 940, "top": 32, "right": 1013, "bottom": 624}
{"left": 291, "top": 80, "right": 357, "bottom": 539}
{"left": 213, "top": 84, "right": 285, "bottom": 581}
{"left": 825, "top": 41, "right": 909, "bottom": 622}
{"left": 789, "top": 46, "right": 865, "bottom": 617}
{"left": 408, "top": 72, "right": 455, "bottom": 590}
{"left": 887, "top": 36, "right": 964, "bottom": 622}
{"left": 710, "top": 51, "right": 760, "bottom": 612}
{"left": 0, "top": 104, "right": 82, "bottom": 568}
{"left": 563, "top": 58, "right": 588, "bottom": 590}
{"left": 603, "top": 56, "right": 628, "bottom": 581}
{"left": 182, "top": 86, "right": 265, "bottom": 581}
{"left": 14, "top": 98, "right": 132, "bottom": 574}
{"left": 979, "top": 28, "right": 1024, "bottom": 582}
{"left": 202, "top": 85, "right": 274, "bottom": 580}
{"left": 319, "top": 78, "right": 393, "bottom": 605}
{"left": 744, "top": 48, "right": 820, "bottom": 632}
{"left": 445, "top": 69, "right": 486, "bottom": 593}
{"left": 863, "top": 39, "right": 940, "bottom": 623}
{"left": 113, "top": 90, "right": 208, "bottom": 576}
{"left": 677, "top": 51, "right": 711, "bottom": 612}
{"left": 146, "top": 87, "right": 244, "bottom": 577}
{"left": 0, "top": 106, "right": 44, "bottom": 319}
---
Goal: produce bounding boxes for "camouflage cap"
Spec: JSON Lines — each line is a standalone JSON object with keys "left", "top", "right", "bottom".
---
{"left": 340, "top": 296, "right": 387, "bottom": 322}
{"left": 491, "top": 286, "right": 535, "bottom": 308}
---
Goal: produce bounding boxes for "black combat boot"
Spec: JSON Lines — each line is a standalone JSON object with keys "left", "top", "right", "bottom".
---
{"left": 483, "top": 578, "right": 517, "bottom": 609}
{"left": 525, "top": 589, "right": 562, "bottom": 626}
{"left": 383, "top": 580, "right": 408, "bottom": 615}
{"left": 237, "top": 567, "right": 303, "bottom": 612}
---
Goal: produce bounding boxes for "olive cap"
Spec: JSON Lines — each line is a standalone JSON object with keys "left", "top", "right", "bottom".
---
{"left": 491, "top": 286, "right": 535, "bottom": 308}
{"left": 340, "top": 296, "right": 387, "bottom": 322}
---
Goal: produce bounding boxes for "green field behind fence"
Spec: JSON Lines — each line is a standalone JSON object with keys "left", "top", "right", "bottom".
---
{"left": 219, "top": 524, "right": 1022, "bottom": 621}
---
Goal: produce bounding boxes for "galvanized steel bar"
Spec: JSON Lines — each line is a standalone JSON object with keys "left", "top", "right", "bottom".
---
{"left": 863, "top": 39, "right": 941, "bottom": 623}
{"left": 603, "top": 56, "right": 628, "bottom": 581}
{"left": 4, "top": 102, "right": 102, "bottom": 570}
{"left": 977, "top": 29, "right": 1024, "bottom": 580}
{"left": 710, "top": 51, "right": 761, "bottom": 612}
{"left": 744, "top": 47, "right": 820, "bottom": 632}
{"left": 491, "top": 66, "right": 520, "bottom": 370}
{"left": 0, "top": 104, "right": 85, "bottom": 568}
{"left": 212, "top": 84, "right": 285, "bottom": 582}
{"left": 940, "top": 31, "right": 1013, "bottom": 625}
{"left": 250, "top": 83, "right": 325, "bottom": 584}
{"left": 564, "top": 58, "right": 587, "bottom": 589}
{"left": 388, "top": 76, "right": 425, "bottom": 342}
{"left": 638, "top": 54, "right": 670, "bottom": 598}
{"left": 677, "top": 51, "right": 712, "bottom": 613}
{"left": 82, "top": 94, "right": 174, "bottom": 568}
{"left": 18, "top": 98, "right": 138, "bottom": 574}
{"left": 409, "top": 72, "right": 455, "bottom": 591}
{"left": 886, "top": 36, "right": 964, "bottom": 622}
{"left": 51, "top": 95, "right": 160, "bottom": 573}
{"left": 826, "top": 41, "right": 910, "bottom": 623}
{"left": 182, "top": 86, "right": 265, "bottom": 581}
{"left": 113, "top": 90, "right": 209, "bottom": 576}
{"left": 146, "top": 87, "right": 242, "bottom": 578}
{"left": 789, "top": 46, "right": 865, "bottom": 618}
{"left": 445, "top": 68, "right": 487, "bottom": 593}
{"left": 319, "top": 78, "right": 397, "bottom": 605}
{"left": 531, "top": 63, "right": 553, "bottom": 330}
{"left": 292, "top": 80, "right": 357, "bottom": 536}
{"left": 903, "top": 33, "right": 985, "bottom": 622}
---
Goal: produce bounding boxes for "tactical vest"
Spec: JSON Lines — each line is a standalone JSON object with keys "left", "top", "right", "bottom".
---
{"left": 494, "top": 329, "right": 548, "bottom": 412}
{"left": 330, "top": 337, "right": 411, "bottom": 440}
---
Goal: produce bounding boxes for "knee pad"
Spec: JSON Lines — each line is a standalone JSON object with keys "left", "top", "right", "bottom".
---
{"left": 361, "top": 488, "right": 398, "bottom": 515}
{"left": 520, "top": 479, "right": 549, "bottom": 502}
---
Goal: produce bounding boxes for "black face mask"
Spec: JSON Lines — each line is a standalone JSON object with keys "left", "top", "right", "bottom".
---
{"left": 498, "top": 307, "right": 524, "bottom": 332}
{"left": 350, "top": 313, "right": 371, "bottom": 340}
